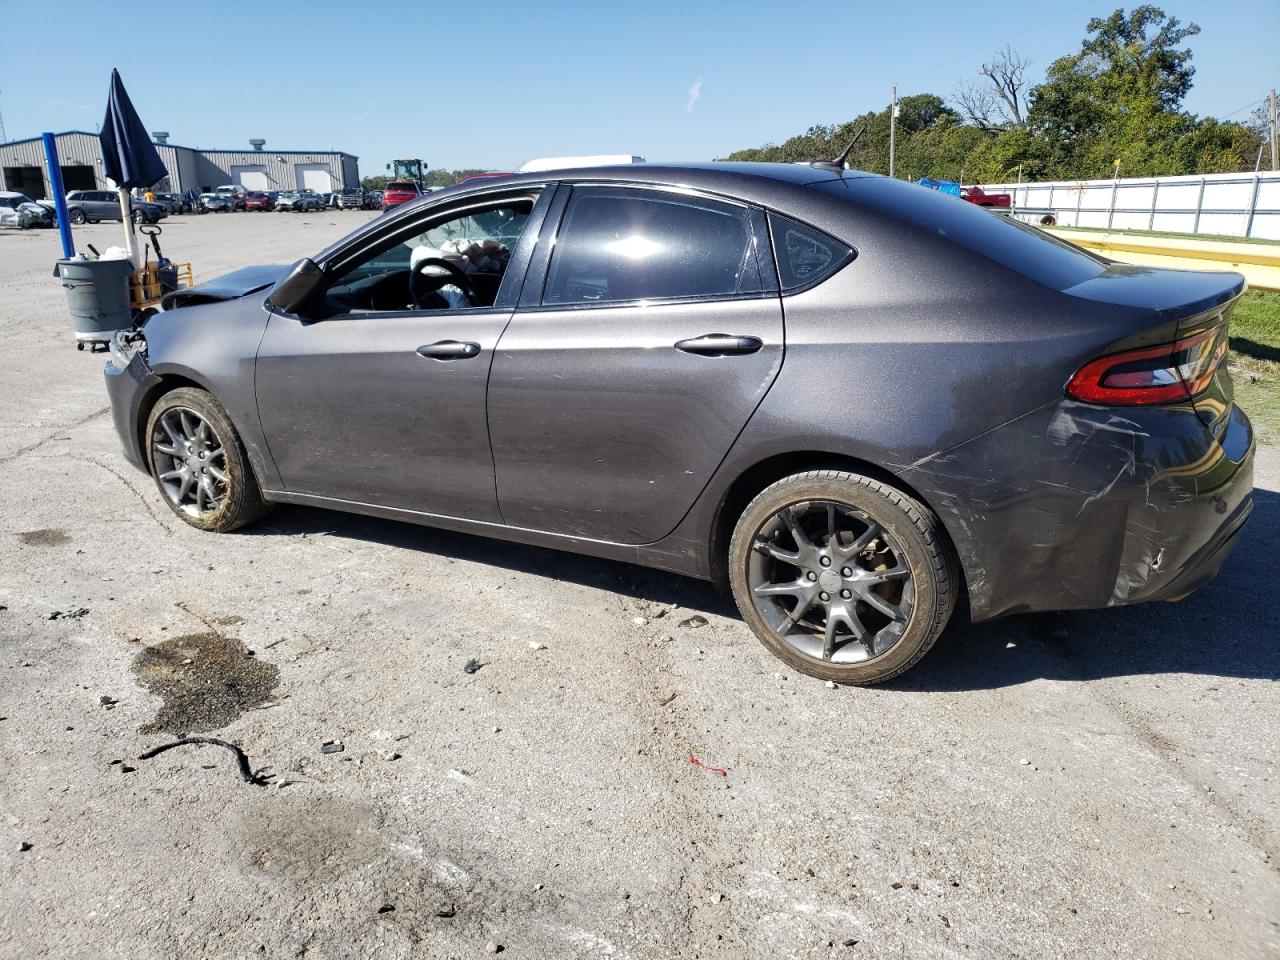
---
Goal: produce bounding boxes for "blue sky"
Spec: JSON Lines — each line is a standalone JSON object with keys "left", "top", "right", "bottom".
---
{"left": 2, "top": 0, "right": 1275, "bottom": 175}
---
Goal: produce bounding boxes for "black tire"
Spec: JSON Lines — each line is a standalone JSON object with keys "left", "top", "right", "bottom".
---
{"left": 145, "top": 387, "right": 270, "bottom": 533}
{"left": 728, "top": 470, "right": 957, "bottom": 685}
{"left": 69, "top": 208, "right": 86, "bottom": 225}
{"left": 132, "top": 209, "right": 147, "bottom": 225}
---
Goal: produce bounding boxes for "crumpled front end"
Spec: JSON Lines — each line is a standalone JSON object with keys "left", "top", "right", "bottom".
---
{"left": 907, "top": 396, "right": 1254, "bottom": 621}
{"left": 103, "top": 333, "right": 162, "bottom": 474}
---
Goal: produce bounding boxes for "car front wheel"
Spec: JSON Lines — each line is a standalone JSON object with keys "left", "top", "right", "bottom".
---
{"left": 145, "top": 387, "right": 270, "bottom": 532}
{"left": 69, "top": 209, "right": 86, "bottom": 224}
{"left": 729, "top": 470, "right": 958, "bottom": 685}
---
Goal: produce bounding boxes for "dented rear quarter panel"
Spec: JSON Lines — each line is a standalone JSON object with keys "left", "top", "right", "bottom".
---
{"left": 905, "top": 397, "right": 1252, "bottom": 620}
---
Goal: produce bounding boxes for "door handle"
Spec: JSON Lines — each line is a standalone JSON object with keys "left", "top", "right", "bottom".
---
{"left": 416, "top": 340, "right": 481, "bottom": 360}
{"left": 674, "top": 334, "right": 764, "bottom": 356}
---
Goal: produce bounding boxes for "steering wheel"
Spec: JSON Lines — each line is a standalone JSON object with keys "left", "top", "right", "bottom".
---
{"left": 410, "top": 257, "right": 479, "bottom": 309}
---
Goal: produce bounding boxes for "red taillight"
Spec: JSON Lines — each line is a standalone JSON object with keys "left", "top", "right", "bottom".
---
{"left": 1066, "top": 324, "right": 1228, "bottom": 406}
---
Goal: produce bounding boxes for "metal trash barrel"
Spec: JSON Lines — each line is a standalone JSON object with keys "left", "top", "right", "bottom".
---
{"left": 54, "top": 257, "right": 134, "bottom": 343}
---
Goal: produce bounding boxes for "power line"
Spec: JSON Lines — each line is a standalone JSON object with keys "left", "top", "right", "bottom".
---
{"left": 1220, "top": 95, "right": 1266, "bottom": 121}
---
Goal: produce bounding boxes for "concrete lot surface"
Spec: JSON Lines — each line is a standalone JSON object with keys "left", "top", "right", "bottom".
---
{"left": 1, "top": 213, "right": 1277, "bottom": 959}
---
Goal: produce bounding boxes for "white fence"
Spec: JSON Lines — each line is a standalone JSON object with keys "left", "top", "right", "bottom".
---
{"left": 980, "top": 170, "right": 1280, "bottom": 241}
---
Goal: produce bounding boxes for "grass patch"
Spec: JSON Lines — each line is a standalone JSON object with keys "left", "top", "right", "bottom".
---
{"left": 1227, "top": 291, "right": 1280, "bottom": 445}
{"left": 1230, "top": 290, "right": 1280, "bottom": 364}
{"left": 1231, "top": 362, "right": 1280, "bottom": 446}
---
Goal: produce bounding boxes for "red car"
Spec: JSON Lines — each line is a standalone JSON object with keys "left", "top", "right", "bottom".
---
{"left": 244, "top": 192, "right": 274, "bottom": 211}
{"left": 960, "top": 186, "right": 1012, "bottom": 208}
{"left": 381, "top": 180, "right": 422, "bottom": 210}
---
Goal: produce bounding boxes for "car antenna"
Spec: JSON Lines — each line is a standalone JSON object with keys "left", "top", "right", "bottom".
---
{"left": 810, "top": 125, "right": 867, "bottom": 173}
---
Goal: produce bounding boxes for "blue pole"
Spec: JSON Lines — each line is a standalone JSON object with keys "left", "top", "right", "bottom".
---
{"left": 42, "top": 133, "right": 75, "bottom": 259}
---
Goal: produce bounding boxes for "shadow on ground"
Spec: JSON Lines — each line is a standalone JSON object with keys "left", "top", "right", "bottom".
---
{"left": 245, "top": 488, "right": 1280, "bottom": 689}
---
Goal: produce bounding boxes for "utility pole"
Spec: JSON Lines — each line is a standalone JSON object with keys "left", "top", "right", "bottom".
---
{"left": 1270, "top": 88, "right": 1278, "bottom": 172}
{"left": 888, "top": 85, "right": 897, "bottom": 179}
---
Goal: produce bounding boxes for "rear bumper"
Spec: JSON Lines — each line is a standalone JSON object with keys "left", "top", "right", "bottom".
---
{"left": 907, "top": 398, "right": 1255, "bottom": 621}
{"left": 103, "top": 347, "right": 162, "bottom": 474}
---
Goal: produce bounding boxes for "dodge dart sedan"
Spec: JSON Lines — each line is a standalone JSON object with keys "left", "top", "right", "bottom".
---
{"left": 102, "top": 163, "right": 1254, "bottom": 684}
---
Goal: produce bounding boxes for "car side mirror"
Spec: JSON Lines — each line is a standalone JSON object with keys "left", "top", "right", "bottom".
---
{"left": 267, "top": 257, "right": 324, "bottom": 317}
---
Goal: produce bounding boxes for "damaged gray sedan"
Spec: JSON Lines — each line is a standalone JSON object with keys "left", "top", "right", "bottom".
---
{"left": 102, "top": 163, "right": 1254, "bottom": 684}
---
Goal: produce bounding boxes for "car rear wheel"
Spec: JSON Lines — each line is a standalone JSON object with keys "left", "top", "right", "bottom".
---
{"left": 145, "top": 387, "right": 270, "bottom": 533}
{"left": 132, "top": 209, "right": 147, "bottom": 225}
{"left": 729, "top": 470, "right": 957, "bottom": 685}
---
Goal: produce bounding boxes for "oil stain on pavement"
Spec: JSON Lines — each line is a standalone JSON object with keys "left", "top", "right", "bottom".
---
{"left": 131, "top": 632, "right": 279, "bottom": 735}
{"left": 19, "top": 529, "right": 70, "bottom": 547}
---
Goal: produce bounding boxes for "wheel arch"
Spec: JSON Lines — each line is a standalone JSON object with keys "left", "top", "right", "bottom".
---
{"left": 706, "top": 450, "right": 967, "bottom": 609}
{"left": 134, "top": 373, "right": 210, "bottom": 475}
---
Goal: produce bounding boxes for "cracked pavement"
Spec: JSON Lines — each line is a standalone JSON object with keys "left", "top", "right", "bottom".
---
{"left": 1, "top": 214, "right": 1277, "bottom": 959}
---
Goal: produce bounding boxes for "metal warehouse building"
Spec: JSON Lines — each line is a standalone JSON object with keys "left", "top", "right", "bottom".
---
{"left": 0, "top": 131, "right": 359, "bottom": 198}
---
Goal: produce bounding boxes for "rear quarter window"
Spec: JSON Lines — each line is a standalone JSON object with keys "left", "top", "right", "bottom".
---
{"left": 768, "top": 214, "right": 855, "bottom": 292}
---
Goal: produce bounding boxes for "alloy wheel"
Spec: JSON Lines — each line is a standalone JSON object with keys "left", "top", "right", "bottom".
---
{"left": 747, "top": 499, "right": 915, "bottom": 664}
{"left": 151, "top": 407, "right": 229, "bottom": 518}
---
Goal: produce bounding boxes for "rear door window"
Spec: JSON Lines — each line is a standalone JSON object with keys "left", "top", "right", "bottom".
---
{"left": 543, "top": 187, "right": 769, "bottom": 305}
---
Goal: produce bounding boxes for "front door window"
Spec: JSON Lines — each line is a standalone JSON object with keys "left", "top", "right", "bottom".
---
{"left": 321, "top": 197, "right": 538, "bottom": 316}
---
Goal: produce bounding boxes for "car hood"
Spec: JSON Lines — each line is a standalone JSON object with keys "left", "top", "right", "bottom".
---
{"left": 160, "top": 264, "right": 290, "bottom": 310}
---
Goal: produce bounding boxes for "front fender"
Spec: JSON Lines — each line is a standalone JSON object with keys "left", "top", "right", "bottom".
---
{"left": 142, "top": 298, "right": 279, "bottom": 490}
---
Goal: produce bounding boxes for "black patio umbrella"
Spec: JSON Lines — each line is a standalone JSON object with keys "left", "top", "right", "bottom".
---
{"left": 99, "top": 68, "right": 166, "bottom": 264}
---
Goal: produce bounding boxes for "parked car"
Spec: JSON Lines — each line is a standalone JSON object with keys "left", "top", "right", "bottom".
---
{"left": 151, "top": 192, "right": 185, "bottom": 215}
{"left": 0, "top": 191, "right": 53, "bottom": 228}
{"left": 337, "top": 189, "right": 364, "bottom": 209}
{"left": 66, "top": 190, "right": 167, "bottom": 224}
{"left": 275, "top": 190, "right": 322, "bottom": 212}
{"left": 381, "top": 180, "right": 421, "bottom": 210}
{"left": 198, "top": 193, "right": 231, "bottom": 213}
{"left": 102, "top": 163, "right": 1254, "bottom": 686}
{"left": 244, "top": 192, "right": 275, "bottom": 211}
{"left": 960, "top": 185, "right": 1013, "bottom": 208}
{"left": 215, "top": 185, "right": 248, "bottom": 210}
{"left": 363, "top": 190, "right": 383, "bottom": 210}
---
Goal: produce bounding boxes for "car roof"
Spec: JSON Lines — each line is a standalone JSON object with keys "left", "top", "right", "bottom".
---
{"left": 420, "top": 162, "right": 872, "bottom": 205}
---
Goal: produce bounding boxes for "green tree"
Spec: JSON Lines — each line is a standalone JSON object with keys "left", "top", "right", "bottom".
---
{"left": 1026, "top": 5, "right": 1203, "bottom": 176}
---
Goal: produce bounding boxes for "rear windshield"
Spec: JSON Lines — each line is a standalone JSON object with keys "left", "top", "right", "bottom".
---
{"left": 817, "top": 177, "right": 1107, "bottom": 290}
{"left": 387, "top": 181, "right": 417, "bottom": 191}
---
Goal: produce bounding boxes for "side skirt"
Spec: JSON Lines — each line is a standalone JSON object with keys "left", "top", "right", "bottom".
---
{"left": 260, "top": 489, "right": 710, "bottom": 580}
